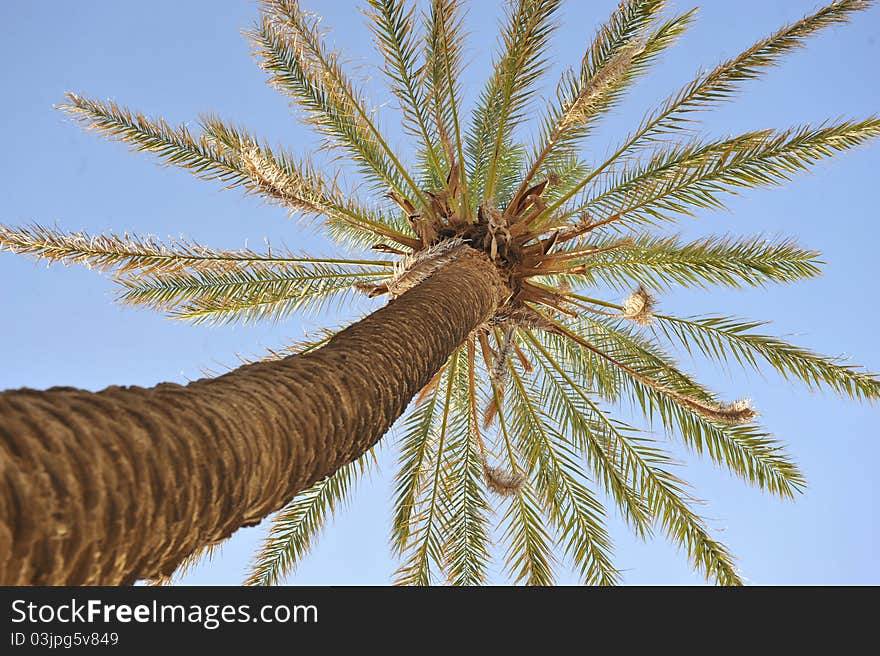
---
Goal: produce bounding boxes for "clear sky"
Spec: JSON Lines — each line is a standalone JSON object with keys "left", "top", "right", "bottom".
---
{"left": 1, "top": 0, "right": 877, "bottom": 585}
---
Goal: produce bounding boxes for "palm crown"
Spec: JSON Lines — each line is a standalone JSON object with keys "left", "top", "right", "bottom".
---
{"left": 2, "top": 0, "right": 878, "bottom": 586}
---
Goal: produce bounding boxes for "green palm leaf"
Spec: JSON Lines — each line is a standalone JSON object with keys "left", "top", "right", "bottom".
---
{"left": 467, "top": 0, "right": 561, "bottom": 204}
{"left": 516, "top": 1, "right": 693, "bottom": 200}
{"left": 545, "top": 0, "right": 872, "bottom": 218}
{"left": 442, "top": 344, "right": 492, "bottom": 585}
{"left": 394, "top": 353, "right": 459, "bottom": 585}
{"left": 506, "top": 356, "right": 618, "bottom": 585}
{"left": 576, "top": 120, "right": 880, "bottom": 231}
{"left": 552, "top": 314, "right": 805, "bottom": 497}
{"left": 654, "top": 313, "right": 880, "bottom": 401}
{"left": 523, "top": 330, "right": 741, "bottom": 585}
{"left": 368, "top": 0, "right": 447, "bottom": 185}
{"left": 571, "top": 234, "right": 822, "bottom": 291}
{"left": 250, "top": 1, "right": 428, "bottom": 210}
{"left": 0, "top": 224, "right": 393, "bottom": 276}
{"left": 117, "top": 261, "right": 387, "bottom": 325}
{"left": 245, "top": 449, "right": 376, "bottom": 586}
{"left": 58, "top": 95, "right": 418, "bottom": 250}
{"left": 423, "top": 0, "right": 468, "bottom": 205}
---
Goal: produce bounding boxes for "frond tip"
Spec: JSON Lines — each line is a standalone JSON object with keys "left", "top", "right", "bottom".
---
{"left": 681, "top": 397, "right": 759, "bottom": 426}
{"left": 621, "top": 284, "right": 656, "bottom": 325}
{"left": 483, "top": 463, "right": 525, "bottom": 497}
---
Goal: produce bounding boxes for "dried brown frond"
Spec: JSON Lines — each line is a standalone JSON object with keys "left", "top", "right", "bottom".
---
{"left": 512, "top": 340, "right": 533, "bottom": 373}
{"left": 415, "top": 365, "right": 446, "bottom": 407}
{"left": 480, "top": 204, "right": 511, "bottom": 261}
{"left": 678, "top": 397, "right": 759, "bottom": 425}
{"left": 518, "top": 282, "right": 579, "bottom": 318}
{"left": 491, "top": 304, "right": 557, "bottom": 330}
{"left": 622, "top": 284, "right": 656, "bottom": 325}
{"left": 482, "top": 395, "right": 501, "bottom": 429}
{"left": 371, "top": 243, "right": 408, "bottom": 255}
{"left": 490, "top": 325, "right": 517, "bottom": 384}
{"left": 387, "top": 191, "right": 417, "bottom": 216}
{"left": 510, "top": 179, "right": 550, "bottom": 216}
{"left": 386, "top": 238, "right": 466, "bottom": 297}
{"left": 353, "top": 280, "right": 382, "bottom": 296}
{"left": 483, "top": 463, "right": 525, "bottom": 497}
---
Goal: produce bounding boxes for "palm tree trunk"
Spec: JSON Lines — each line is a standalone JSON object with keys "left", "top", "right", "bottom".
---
{"left": 0, "top": 247, "right": 505, "bottom": 585}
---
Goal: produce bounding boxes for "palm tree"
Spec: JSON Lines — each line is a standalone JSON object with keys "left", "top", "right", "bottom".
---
{"left": 1, "top": 0, "right": 877, "bottom": 586}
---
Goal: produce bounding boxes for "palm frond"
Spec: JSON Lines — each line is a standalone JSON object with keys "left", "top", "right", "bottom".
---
{"left": 514, "top": 2, "right": 694, "bottom": 202}
{"left": 467, "top": 0, "right": 561, "bottom": 204}
{"left": 488, "top": 143, "right": 528, "bottom": 212}
{"left": 652, "top": 313, "right": 880, "bottom": 402}
{"left": 523, "top": 331, "right": 741, "bottom": 585}
{"left": 368, "top": 0, "right": 446, "bottom": 185}
{"left": 574, "top": 120, "right": 880, "bottom": 231}
{"left": 59, "top": 93, "right": 246, "bottom": 184}
{"left": 484, "top": 360, "right": 556, "bottom": 585}
{"left": 251, "top": 1, "right": 428, "bottom": 210}
{"left": 526, "top": 331, "right": 652, "bottom": 531}
{"left": 200, "top": 116, "right": 417, "bottom": 247}
{"left": 570, "top": 234, "right": 822, "bottom": 291}
{"left": 117, "top": 261, "right": 387, "bottom": 325}
{"left": 394, "top": 353, "right": 459, "bottom": 585}
{"left": 244, "top": 451, "right": 375, "bottom": 585}
{"left": 545, "top": 0, "right": 874, "bottom": 216}
{"left": 391, "top": 360, "right": 446, "bottom": 555}
{"left": 0, "top": 224, "right": 393, "bottom": 277}
{"left": 442, "top": 344, "right": 492, "bottom": 585}
{"left": 58, "top": 95, "right": 418, "bottom": 250}
{"left": 550, "top": 314, "right": 805, "bottom": 497}
{"left": 423, "top": 0, "right": 470, "bottom": 216}
{"left": 506, "top": 353, "right": 618, "bottom": 585}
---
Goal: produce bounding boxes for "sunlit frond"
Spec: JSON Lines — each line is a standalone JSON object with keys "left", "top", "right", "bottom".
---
{"left": 548, "top": 314, "right": 805, "bottom": 497}
{"left": 506, "top": 355, "right": 618, "bottom": 585}
{"left": 526, "top": 332, "right": 650, "bottom": 529}
{"left": 653, "top": 313, "right": 880, "bottom": 402}
{"left": 522, "top": 331, "right": 742, "bottom": 584}
{"left": 442, "top": 345, "right": 492, "bottom": 585}
{"left": 569, "top": 234, "right": 822, "bottom": 291}
{"left": 545, "top": 0, "right": 873, "bottom": 217}
{"left": 514, "top": 1, "right": 694, "bottom": 202}
{"left": 368, "top": 0, "right": 446, "bottom": 186}
{"left": 59, "top": 93, "right": 246, "bottom": 184}
{"left": 0, "top": 224, "right": 393, "bottom": 277}
{"left": 244, "top": 450, "right": 375, "bottom": 585}
{"left": 467, "top": 0, "right": 561, "bottom": 204}
{"left": 423, "top": 0, "right": 468, "bottom": 202}
{"left": 251, "top": 1, "right": 427, "bottom": 210}
{"left": 117, "top": 261, "right": 387, "bottom": 325}
{"left": 574, "top": 120, "right": 880, "bottom": 231}
{"left": 200, "top": 117, "right": 417, "bottom": 247}
{"left": 391, "top": 364, "right": 444, "bottom": 555}
{"left": 482, "top": 366, "right": 552, "bottom": 586}
{"left": 394, "top": 354, "right": 459, "bottom": 585}
{"left": 58, "top": 95, "right": 418, "bottom": 250}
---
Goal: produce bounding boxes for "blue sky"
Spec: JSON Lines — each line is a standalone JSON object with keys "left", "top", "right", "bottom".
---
{"left": 1, "top": 0, "right": 877, "bottom": 585}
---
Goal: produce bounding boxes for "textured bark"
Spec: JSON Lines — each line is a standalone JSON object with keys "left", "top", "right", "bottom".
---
{"left": 0, "top": 247, "right": 505, "bottom": 585}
